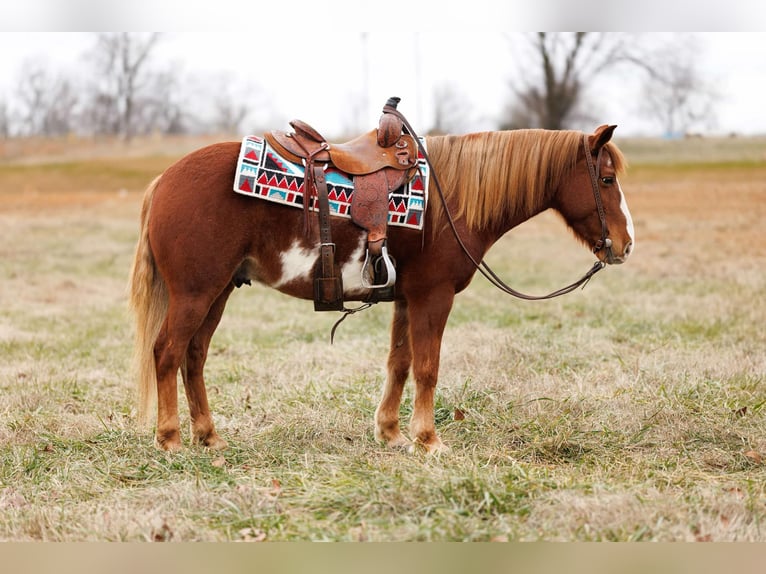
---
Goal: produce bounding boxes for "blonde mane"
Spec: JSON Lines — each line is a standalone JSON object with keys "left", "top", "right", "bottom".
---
{"left": 424, "top": 130, "right": 626, "bottom": 232}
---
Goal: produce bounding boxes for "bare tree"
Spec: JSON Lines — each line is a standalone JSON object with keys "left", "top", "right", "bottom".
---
{"left": 502, "top": 33, "right": 721, "bottom": 135}
{"left": 209, "top": 76, "right": 251, "bottom": 134}
{"left": 85, "top": 33, "right": 165, "bottom": 140}
{"left": 0, "top": 97, "right": 9, "bottom": 138}
{"left": 212, "top": 96, "right": 249, "bottom": 134}
{"left": 182, "top": 71, "right": 275, "bottom": 136}
{"left": 15, "top": 61, "right": 79, "bottom": 137}
{"left": 428, "top": 83, "right": 472, "bottom": 135}
{"left": 638, "top": 37, "right": 719, "bottom": 136}
{"left": 501, "top": 33, "right": 643, "bottom": 130}
{"left": 134, "top": 68, "right": 188, "bottom": 135}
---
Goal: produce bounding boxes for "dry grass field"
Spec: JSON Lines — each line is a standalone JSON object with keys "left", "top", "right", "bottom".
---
{"left": 0, "top": 134, "right": 764, "bottom": 541}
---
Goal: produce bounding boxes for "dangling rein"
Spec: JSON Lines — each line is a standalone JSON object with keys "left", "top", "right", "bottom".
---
{"left": 384, "top": 103, "right": 609, "bottom": 301}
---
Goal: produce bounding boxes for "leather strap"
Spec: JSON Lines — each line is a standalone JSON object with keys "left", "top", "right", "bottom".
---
{"left": 292, "top": 136, "right": 329, "bottom": 236}
{"left": 314, "top": 166, "right": 335, "bottom": 278}
{"left": 583, "top": 134, "right": 610, "bottom": 256}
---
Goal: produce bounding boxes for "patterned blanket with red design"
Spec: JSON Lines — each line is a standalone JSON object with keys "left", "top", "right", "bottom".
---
{"left": 233, "top": 135, "right": 428, "bottom": 230}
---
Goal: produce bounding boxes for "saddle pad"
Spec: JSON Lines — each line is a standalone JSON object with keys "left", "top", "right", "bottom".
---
{"left": 233, "top": 136, "right": 429, "bottom": 230}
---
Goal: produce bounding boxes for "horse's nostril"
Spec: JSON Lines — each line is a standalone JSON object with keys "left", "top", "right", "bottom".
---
{"left": 625, "top": 240, "right": 633, "bottom": 257}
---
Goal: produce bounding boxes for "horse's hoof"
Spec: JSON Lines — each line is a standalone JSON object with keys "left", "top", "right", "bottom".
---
{"left": 193, "top": 431, "right": 228, "bottom": 451}
{"left": 375, "top": 424, "right": 411, "bottom": 449}
{"left": 409, "top": 439, "right": 450, "bottom": 456}
{"left": 384, "top": 434, "right": 412, "bottom": 450}
{"left": 202, "top": 435, "right": 228, "bottom": 451}
{"left": 156, "top": 435, "right": 183, "bottom": 452}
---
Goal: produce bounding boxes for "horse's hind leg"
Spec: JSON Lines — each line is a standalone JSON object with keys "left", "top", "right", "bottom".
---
{"left": 182, "top": 284, "right": 234, "bottom": 450}
{"left": 374, "top": 300, "right": 412, "bottom": 448}
{"left": 154, "top": 294, "right": 217, "bottom": 451}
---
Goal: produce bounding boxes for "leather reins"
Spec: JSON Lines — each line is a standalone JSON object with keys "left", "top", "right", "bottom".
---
{"left": 384, "top": 103, "right": 611, "bottom": 301}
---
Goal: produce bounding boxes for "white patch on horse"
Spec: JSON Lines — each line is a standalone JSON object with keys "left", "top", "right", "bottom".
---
{"left": 341, "top": 236, "right": 369, "bottom": 296}
{"left": 274, "top": 240, "right": 318, "bottom": 287}
{"left": 618, "top": 180, "right": 635, "bottom": 244}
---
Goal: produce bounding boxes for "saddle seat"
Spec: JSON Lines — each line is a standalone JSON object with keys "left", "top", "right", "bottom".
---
{"left": 265, "top": 121, "right": 418, "bottom": 176}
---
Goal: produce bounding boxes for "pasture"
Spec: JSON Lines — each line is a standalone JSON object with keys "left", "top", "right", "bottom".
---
{"left": 0, "top": 135, "right": 764, "bottom": 541}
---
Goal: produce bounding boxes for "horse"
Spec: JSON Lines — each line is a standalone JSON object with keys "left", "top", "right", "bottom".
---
{"left": 128, "top": 123, "right": 634, "bottom": 453}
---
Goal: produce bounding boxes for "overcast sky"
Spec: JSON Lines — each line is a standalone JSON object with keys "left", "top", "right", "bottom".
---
{"left": 0, "top": 31, "right": 764, "bottom": 137}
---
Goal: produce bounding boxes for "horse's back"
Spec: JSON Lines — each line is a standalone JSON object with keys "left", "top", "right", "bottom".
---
{"left": 156, "top": 141, "right": 240, "bottom": 204}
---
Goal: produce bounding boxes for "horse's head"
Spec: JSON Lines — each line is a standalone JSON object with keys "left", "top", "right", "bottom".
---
{"left": 554, "top": 125, "right": 634, "bottom": 265}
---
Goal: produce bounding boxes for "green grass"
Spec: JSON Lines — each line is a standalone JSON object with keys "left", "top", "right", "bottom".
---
{"left": 0, "top": 139, "right": 765, "bottom": 541}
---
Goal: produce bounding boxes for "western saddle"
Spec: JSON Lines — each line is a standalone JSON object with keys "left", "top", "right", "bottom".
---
{"left": 264, "top": 97, "right": 419, "bottom": 311}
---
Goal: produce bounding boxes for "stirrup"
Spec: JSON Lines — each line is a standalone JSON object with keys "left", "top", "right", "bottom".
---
{"left": 361, "top": 243, "right": 396, "bottom": 289}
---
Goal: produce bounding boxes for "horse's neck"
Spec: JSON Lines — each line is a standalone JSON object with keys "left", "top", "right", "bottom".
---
{"left": 488, "top": 192, "right": 553, "bottom": 241}
{"left": 427, "top": 130, "right": 561, "bottom": 244}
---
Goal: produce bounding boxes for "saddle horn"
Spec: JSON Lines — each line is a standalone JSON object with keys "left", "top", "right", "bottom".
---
{"left": 378, "top": 96, "right": 404, "bottom": 148}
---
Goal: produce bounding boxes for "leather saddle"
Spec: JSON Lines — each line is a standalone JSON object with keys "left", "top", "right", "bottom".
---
{"left": 263, "top": 97, "right": 419, "bottom": 311}
{"left": 266, "top": 123, "right": 418, "bottom": 176}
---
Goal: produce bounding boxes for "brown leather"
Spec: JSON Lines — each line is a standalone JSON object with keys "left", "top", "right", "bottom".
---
{"left": 351, "top": 167, "right": 409, "bottom": 250}
{"left": 333, "top": 131, "right": 417, "bottom": 175}
{"left": 378, "top": 113, "right": 403, "bottom": 147}
{"left": 265, "top": 128, "right": 418, "bottom": 176}
{"left": 313, "top": 166, "right": 344, "bottom": 311}
{"left": 264, "top": 130, "right": 326, "bottom": 164}
{"left": 291, "top": 119, "right": 324, "bottom": 142}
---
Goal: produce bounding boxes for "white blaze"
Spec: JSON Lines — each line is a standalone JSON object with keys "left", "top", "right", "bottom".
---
{"left": 618, "top": 179, "right": 634, "bottom": 244}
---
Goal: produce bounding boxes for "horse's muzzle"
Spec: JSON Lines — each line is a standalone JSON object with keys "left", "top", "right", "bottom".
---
{"left": 604, "top": 239, "right": 633, "bottom": 265}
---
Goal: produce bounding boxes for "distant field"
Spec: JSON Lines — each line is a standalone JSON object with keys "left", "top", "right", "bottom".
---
{"left": 619, "top": 135, "right": 766, "bottom": 166}
{"left": 0, "top": 135, "right": 764, "bottom": 541}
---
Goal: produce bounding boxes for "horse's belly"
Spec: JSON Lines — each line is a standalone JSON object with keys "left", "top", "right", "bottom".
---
{"left": 250, "top": 235, "right": 370, "bottom": 300}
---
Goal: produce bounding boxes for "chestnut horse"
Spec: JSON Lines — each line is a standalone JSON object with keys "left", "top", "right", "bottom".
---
{"left": 129, "top": 124, "right": 634, "bottom": 453}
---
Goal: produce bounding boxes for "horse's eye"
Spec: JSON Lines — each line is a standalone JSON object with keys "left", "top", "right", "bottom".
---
{"left": 600, "top": 176, "right": 615, "bottom": 185}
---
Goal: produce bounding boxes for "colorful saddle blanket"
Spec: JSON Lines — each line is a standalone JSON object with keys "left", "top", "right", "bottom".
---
{"left": 233, "top": 136, "right": 429, "bottom": 230}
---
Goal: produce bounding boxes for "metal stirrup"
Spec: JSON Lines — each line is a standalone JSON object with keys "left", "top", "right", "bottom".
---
{"left": 361, "top": 244, "right": 396, "bottom": 289}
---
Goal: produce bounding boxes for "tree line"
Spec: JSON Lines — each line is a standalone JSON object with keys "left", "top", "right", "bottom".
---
{"left": 0, "top": 33, "right": 258, "bottom": 140}
{"left": 0, "top": 33, "right": 718, "bottom": 140}
{"left": 428, "top": 33, "right": 718, "bottom": 137}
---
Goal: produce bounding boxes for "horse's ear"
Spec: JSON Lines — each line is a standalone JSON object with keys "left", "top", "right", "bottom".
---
{"left": 588, "top": 124, "right": 617, "bottom": 152}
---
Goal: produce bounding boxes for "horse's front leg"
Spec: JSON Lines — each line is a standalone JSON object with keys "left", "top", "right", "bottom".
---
{"left": 407, "top": 289, "right": 455, "bottom": 454}
{"left": 375, "top": 300, "right": 412, "bottom": 448}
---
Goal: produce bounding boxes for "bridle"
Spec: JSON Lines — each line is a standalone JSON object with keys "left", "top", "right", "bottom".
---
{"left": 583, "top": 133, "right": 615, "bottom": 265}
{"left": 385, "top": 102, "right": 613, "bottom": 301}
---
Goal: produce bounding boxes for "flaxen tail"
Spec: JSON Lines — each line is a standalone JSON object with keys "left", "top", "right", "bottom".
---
{"left": 128, "top": 175, "right": 167, "bottom": 428}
